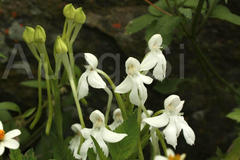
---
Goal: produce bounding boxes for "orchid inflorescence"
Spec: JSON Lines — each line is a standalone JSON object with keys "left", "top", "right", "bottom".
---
{"left": 0, "top": 3, "right": 196, "bottom": 159}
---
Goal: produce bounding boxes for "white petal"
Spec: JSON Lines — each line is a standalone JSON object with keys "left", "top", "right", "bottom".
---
{"left": 148, "top": 34, "right": 163, "bottom": 50}
{"left": 69, "top": 136, "right": 81, "bottom": 157}
{"left": 90, "top": 110, "right": 105, "bottom": 124}
{"left": 166, "top": 148, "right": 175, "bottom": 156}
{"left": 3, "top": 139, "right": 19, "bottom": 149}
{"left": 140, "top": 52, "right": 157, "bottom": 71}
{"left": 138, "top": 82, "right": 148, "bottom": 106}
{"left": 80, "top": 138, "right": 93, "bottom": 160}
{"left": 109, "top": 122, "right": 119, "bottom": 130}
{"left": 140, "top": 74, "right": 153, "bottom": 85}
{"left": 4, "top": 129, "right": 21, "bottom": 140}
{"left": 143, "top": 113, "right": 169, "bottom": 128}
{"left": 71, "top": 123, "right": 82, "bottom": 134}
{"left": 163, "top": 117, "right": 178, "bottom": 148}
{"left": 154, "top": 155, "right": 167, "bottom": 160}
{"left": 141, "top": 110, "right": 153, "bottom": 120}
{"left": 0, "top": 144, "right": 5, "bottom": 156}
{"left": 84, "top": 53, "right": 98, "bottom": 68}
{"left": 81, "top": 128, "right": 92, "bottom": 139}
{"left": 95, "top": 137, "right": 109, "bottom": 157}
{"left": 164, "top": 95, "right": 181, "bottom": 109}
{"left": 0, "top": 121, "right": 3, "bottom": 130}
{"left": 153, "top": 53, "right": 166, "bottom": 81}
{"left": 115, "top": 76, "right": 132, "bottom": 94}
{"left": 77, "top": 72, "right": 89, "bottom": 99}
{"left": 175, "top": 100, "right": 185, "bottom": 113}
{"left": 178, "top": 117, "right": 195, "bottom": 145}
{"left": 129, "top": 84, "right": 141, "bottom": 106}
{"left": 102, "top": 128, "right": 127, "bottom": 143}
{"left": 88, "top": 71, "right": 106, "bottom": 89}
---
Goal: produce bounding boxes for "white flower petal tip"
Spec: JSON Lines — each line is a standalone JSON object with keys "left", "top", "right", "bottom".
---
{"left": 77, "top": 72, "right": 89, "bottom": 100}
{"left": 88, "top": 71, "right": 106, "bottom": 89}
{"left": 84, "top": 53, "right": 98, "bottom": 68}
{"left": 154, "top": 155, "right": 167, "bottom": 160}
{"left": 115, "top": 76, "right": 132, "bottom": 94}
{"left": 103, "top": 128, "right": 127, "bottom": 143}
{"left": 71, "top": 123, "right": 82, "bottom": 134}
{"left": 148, "top": 34, "right": 163, "bottom": 50}
{"left": 4, "top": 129, "right": 21, "bottom": 140}
{"left": 143, "top": 113, "right": 169, "bottom": 128}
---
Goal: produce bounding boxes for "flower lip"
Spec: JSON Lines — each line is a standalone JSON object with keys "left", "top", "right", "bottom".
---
{"left": 90, "top": 110, "right": 105, "bottom": 128}
{"left": 0, "top": 129, "right": 5, "bottom": 141}
{"left": 125, "top": 57, "right": 140, "bottom": 76}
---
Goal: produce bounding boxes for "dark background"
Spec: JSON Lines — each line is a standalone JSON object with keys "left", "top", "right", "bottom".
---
{"left": 0, "top": 0, "right": 240, "bottom": 159}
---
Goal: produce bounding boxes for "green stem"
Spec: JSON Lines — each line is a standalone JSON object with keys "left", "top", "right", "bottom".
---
{"left": 68, "top": 42, "right": 76, "bottom": 82}
{"left": 43, "top": 60, "right": 54, "bottom": 135}
{"left": 150, "top": 127, "right": 160, "bottom": 156}
{"left": 104, "top": 87, "right": 113, "bottom": 125}
{"left": 191, "top": 0, "right": 204, "bottom": 36}
{"left": 70, "top": 24, "right": 82, "bottom": 44}
{"left": 30, "top": 61, "right": 43, "bottom": 129}
{"left": 52, "top": 80, "right": 63, "bottom": 139}
{"left": 156, "top": 129, "right": 167, "bottom": 156}
{"left": 96, "top": 69, "right": 127, "bottom": 120}
{"left": 62, "top": 53, "right": 85, "bottom": 128}
{"left": 137, "top": 107, "right": 144, "bottom": 160}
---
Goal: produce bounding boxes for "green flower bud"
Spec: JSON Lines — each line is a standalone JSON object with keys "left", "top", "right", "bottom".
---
{"left": 63, "top": 3, "right": 76, "bottom": 20}
{"left": 34, "top": 25, "right": 46, "bottom": 43}
{"left": 74, "top": 7, "right": 86, "bottom": 24}
{"left": 54, "top": 36, "right": 68, "bottom": 54}
{"left": 22, "top": 26, "right": 35, "bottom": 44}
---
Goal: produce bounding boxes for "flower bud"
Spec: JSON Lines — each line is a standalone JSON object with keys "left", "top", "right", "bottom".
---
{"left": 34, "top": 25, "right": 46, "bottom": 43}
{"left": 22, "top": 26, "right": 35, "bottom": 44}
{"left": 63, "top": 3, "right": 76, "bottom": 20}
{"left": 54, "top": 36, "right": 68, "bottom": 54}
{"left": 74, "top": 7, "right": 86, "bottom": 24}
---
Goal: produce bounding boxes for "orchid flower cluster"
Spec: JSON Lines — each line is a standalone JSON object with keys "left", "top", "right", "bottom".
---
{"left": 2, "top": 3, "right": 197, "bottom": 159}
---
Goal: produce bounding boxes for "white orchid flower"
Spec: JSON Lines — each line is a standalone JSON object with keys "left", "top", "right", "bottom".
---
{"left": 69, "top": 123, "right": 82, "bottom": 159}
{"left": 140, "top": 34, "right": 167, "bottom": 81}
{"left": 115, "top": 57, "right": 153, "bottom": 106}
{"left": 141, "top": 110, "right": 153, "bottom": 130}
{"left": 80, "top": 110, "right": 127, "bottom": 160}
{"left": 77, "top": 53, "right": 106, "bottom": 99}
{"left": 143, "top": 95, "right": 195, "bottom": 148}
{"left": 0, "top": 121, "right": 21, "bottom": 156}
{"left": 109, "top": 108, "right": 123, "bottom": 130}
{"left": 154, "top": 148, "right": 186, "bottom": 160}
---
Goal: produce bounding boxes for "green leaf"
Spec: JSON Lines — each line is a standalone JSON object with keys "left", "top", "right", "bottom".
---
{"left": 125, "top": 14, "right": 157, "bottom": 34}
{"left": 87, "top": 148, "right": 97, "bottom": 160}
{"left": 20, "top": 80, "right": 47, "bottom": 89}
{"left": 145, "top": 15, "right": 182, "bottom": 46}
{"left": 179, "top": 7, "right": 192, "bottom": 19}
{"left": 109, "top": 111, "right": 138, "bottom": 160}
{"left": 225, "top": 137, "right": 240, "bottom": 160}
{"left": 0, "top": 53, "right": 6, "bottom": 58}
{"left": 91, "top": 136, "right": 109, "bottom": 160}
{"left": 22, "top": 107, "right": 36, "bottom": 118}
{"left": 23, "top": 149, "right": 37, "bottom": 160}
{"left": 148, "top": 0, "right": 173, "bottom": 16}
{"left": 0, "top": 102, "right": 21, "bottom": 113}
{"left": 10, "top": 149, "right": 23, "bottom": 160}
{"left": 210, "top": 5, "right": 240, "bottom": 25}
{"left": 227, "top": 108, "right": 240, "bottom": 123}
{"left": 0, "top": 110, "right": 12, "bottom": 121}
{"left": 154, "top": 78, "right": 184, "bottom": 94}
